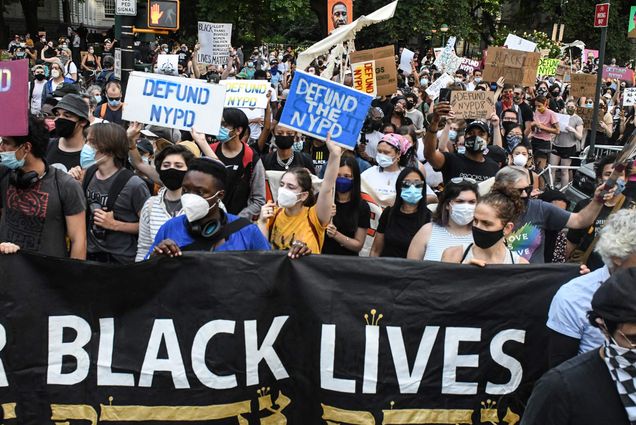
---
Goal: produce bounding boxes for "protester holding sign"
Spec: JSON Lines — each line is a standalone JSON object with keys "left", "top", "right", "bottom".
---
{"left": 525, "top": 95, "right": 559, "bottom": 171}
{"left": 0, "top": 116, "right": 86, "bottom": 259}
{"left": 550, "top": 101, "right": 584, "bottom": 187}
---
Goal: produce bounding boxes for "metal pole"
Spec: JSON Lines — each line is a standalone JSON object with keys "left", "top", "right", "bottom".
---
{"left": 120, "top": 15, "right": 136, "bottom": 89}
{"left": 587, "top": 16, "right": 608, "bottom": 161}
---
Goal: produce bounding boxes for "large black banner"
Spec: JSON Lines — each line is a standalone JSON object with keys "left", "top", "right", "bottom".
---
{"left": 0, "top": 252, "right": 578, "bottom": 424}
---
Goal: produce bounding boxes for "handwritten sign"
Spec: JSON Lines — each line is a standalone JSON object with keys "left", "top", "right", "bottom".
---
{"left": 197, "top": 22, "right": 232, "bottom": 65}
{"left": 602, "top": 65, "right": 635, "bottom": 83}
{"left": 458, "top": 57, "right": 481, "bottom": 74}
{"left": 156, "top": 54, "right": 179, "bottom": 76}
{"left": 537, "top": 58, "right": 560, "bottom": 76}
{"left": 624, "top": 88, "right": 636, "bottom": 107}
{"left": 570, "top": 73, "right": 597, "bottom": 98}
{"left": 219, "top": 80, "right": 269, "bottom": 109}
{"left": 351, "top": 60, "right": 377, "bottom": 97}
{"left": 556, "top": 113, "right": 572, "bottom": 132}
{"left": 434, "top": 37, "right": 462, "bottom": 75}
{"left": 122, "top": 71, "right": 226, "bottom": 135}
{"left": 503, "top": 34, "right": 537, "bottom": 52}
{"left": 425, "top": 73, "right": 454, "bottom": 101}
{"left": 577, "top": 107, "right": 594, "bottom": 129}
{"left": 0, "top": 59, "right": 28, "bottom": 136}
{"left": 482, "top": 47, "right": 540, "bottom": 86}
{"left": 350, "top": 46, "right": 397, "bottom": 97}
{"left": 278, "top": 70, "right": 373, "bottom": 150}
{"left": 450, "top": 91, "right": 495, "bottom": 120}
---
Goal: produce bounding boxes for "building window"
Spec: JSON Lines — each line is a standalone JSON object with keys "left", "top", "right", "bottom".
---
{"left": 104, "top": 0, "right": 115, "bottom": 17}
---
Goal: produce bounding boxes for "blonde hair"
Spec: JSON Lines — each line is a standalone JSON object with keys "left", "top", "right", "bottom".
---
{"left": 596, "top": 209, "right": 636, "bottom": 267}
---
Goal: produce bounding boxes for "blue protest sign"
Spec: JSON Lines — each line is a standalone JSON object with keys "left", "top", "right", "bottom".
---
{"left": 279, "top": 70, "right": 374, "bottom": 150}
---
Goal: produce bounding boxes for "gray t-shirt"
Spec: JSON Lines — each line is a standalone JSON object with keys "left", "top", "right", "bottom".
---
{"left": 0, "top": 165, "right": 85, "bottom": 257}
{"left": 554, "top": 114, "right": 584, "bottom": 148}
{"left": 86, "top": 169, "right": 150, "bottom": 263}
{"left": 406, "top": 109, "right": 425, "bottom": 130}
{"left": 506, "top": 199, "right": 571, "bottom": 264}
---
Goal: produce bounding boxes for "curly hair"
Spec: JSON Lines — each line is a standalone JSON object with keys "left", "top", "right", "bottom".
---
{"left": 595, "top": 209, "right": 636, "bottom": 268}
{"left": 481, "top": 184, "right": 525, "bottom": 225}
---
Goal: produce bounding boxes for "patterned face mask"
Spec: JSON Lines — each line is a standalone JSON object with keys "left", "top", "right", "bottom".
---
{"left": 603, "top": 339, "right": 636, "bottom": 423}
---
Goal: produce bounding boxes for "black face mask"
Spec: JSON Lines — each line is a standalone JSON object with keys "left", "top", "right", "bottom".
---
{"left": 472, "top": 226, "right": 504, "bottom": 249}
{"left": 502, "top": 121, "right": 517, "bottom": 133}
{"left": 34, "top": 73, "right": 46, "bottom": 81}
{"left": 159, "top": 168, "right": 187, "bottom": 191}
{"left": 275, "top": 135, "right": 295, "bottom": 150}
{"left": 55, "top": 118, "right": 77, "bottom": 138}
{"left": 406, "top": 101, "right": 415, "bottom": 109}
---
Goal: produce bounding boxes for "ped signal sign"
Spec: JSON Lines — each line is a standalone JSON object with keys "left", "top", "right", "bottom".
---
{"left": 594, "top": 3, "right": 609, "bottom": 28}
{"left": 148, "top": 0, "right": 179, "bottom": 31}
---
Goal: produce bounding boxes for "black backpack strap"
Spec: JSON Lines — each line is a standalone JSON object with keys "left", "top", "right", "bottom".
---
{"left": 82, "top": 165, "right": 99, "bottom": 193}
{"left": 460, "top": 243, "right": 473, "bottom": 263}
{"left": 182, "top": 217, "right": 253, "bottom": 252}
{"left": 105, "top": 169, "right": 134, "bottom": 212}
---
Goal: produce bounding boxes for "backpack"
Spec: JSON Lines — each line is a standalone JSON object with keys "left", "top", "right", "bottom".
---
{"left": 82, "top": 166, "right": 134, "bottom": 215}
{"left": 95, "top": 70, "right": 114, "bottom": 89}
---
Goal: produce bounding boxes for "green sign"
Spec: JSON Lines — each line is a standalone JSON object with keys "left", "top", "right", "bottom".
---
{"left": 537, "top": 58, "right": 560, "bottom": 76}
{"left": 629, "top": 6, "right": 636, "bottom": 39}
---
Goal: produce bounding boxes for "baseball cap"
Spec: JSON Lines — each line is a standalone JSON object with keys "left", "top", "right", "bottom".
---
{"left": 465, "top": 119, "right": 489, "bottom": 134}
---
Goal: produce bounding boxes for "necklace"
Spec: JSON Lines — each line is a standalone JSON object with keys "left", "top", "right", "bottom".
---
{"left": 276, "top": 151, "right": 294, "bottom": 170}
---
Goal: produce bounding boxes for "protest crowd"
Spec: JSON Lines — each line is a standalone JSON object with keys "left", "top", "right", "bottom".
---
{"left": 1, "top": 1, "right": 636, "bottom": 423}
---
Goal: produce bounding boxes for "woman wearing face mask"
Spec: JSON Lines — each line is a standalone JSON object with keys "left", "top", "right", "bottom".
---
{"left": 41, "top": 60, "right": 74, "bottom": 104}
{"left": 258, "top": 136, "right": 343, "bottom": 256}
{"left": 509, "top": 141, "right": 541, "bottom": 193}
{"left": 148, "top": 158, "right": 271, "bottom": 259}
{"left": 81, "top": 46, "right": 101, "bottom": 83}
{"left": 135, "top": 145, "right": 194, "bottom": 262}
{"left": 29, "top": 64, "right": 48, "bottom": 115}
{"left": 525, "top": 95, "right": 559, "bottom": 171}
{"left": 370, "top": 167, "right": 431, "bottom": 258}
{"left": 262, "top": 123, "right": 315, "bottom": 174}
{"left": 361, "top": 133, "right": 410, "bottom": 208}
{"left": 407, "top": 179, "right": 478, "bottom": 261}
{"left": 59, "top": 47, "right": 78, "bottom": 82}
{"left": 548, "top": 84, "right": 565, "bottom": 113}
{"left": 535, "top": 81, "right": 551, "bottom": 104}
{"left": 550, "top": 101, "right": 584, "bottom": 187}
{"left": 322, "top": 154, "right": 370, "bottom": 256}
{"left": 441, "top": 185, "right": 528, "bottom": 265}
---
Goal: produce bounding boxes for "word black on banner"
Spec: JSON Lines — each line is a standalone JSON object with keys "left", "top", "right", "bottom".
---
{"left": 0, "top": 252, "right": 579, "bottom": 424}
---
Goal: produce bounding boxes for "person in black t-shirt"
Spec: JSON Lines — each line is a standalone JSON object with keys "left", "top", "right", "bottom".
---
{"left": 262, "top": 123, "right": 315, "bottom": 174}
{"left": 322, "top": 154, "right": 370, "bottom": 256}
{"left": 370, "top": 167, "right": 431, "bottom": 258}
{"left": 425, "top": 103, "right": 501, "bottom": 184}
{"left": 303, "top": 136, "right": 330, "bottom": 178}
{"left": 47, "top": 94, "right": 90, "bottom": 174}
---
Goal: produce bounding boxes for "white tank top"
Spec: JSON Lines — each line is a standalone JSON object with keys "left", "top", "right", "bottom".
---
{"left": 424, "top": 223, "right": 474, "bottom": 262}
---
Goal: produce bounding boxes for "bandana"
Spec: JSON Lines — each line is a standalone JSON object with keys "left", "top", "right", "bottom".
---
{"left": 604, "top": 341, "right": 636, "bottom": 424}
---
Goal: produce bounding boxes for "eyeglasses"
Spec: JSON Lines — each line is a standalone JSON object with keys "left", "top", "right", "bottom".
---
{"left": 402, "top": 180, "right": 424, "bottom": 189}
{"left": 617, "top": 330, "right": 636, "bottom": 348}
{"left": 450, "top": 177, "right": 477, "bottom": 185}
{"left": 517, "top": 186, "right": 533, "bottom": 196}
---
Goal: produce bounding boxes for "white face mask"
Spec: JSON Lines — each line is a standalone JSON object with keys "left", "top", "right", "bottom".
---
{"left": 376, "top": 153, "right": 395, "bottom": 168}
{"left": 51, "top": 69, "right": 60, "bottom": 79}
{"left": 277, "top": 187, "right": 301, "bottom": 208}
{"left": 181, "top": 193, "right": 218, "bottom": 223}
{"left": 513, "top": 153, "right": 528, "bottom": 167}
{"left": 450, "top": 203, "right": 475, "bottom": 226}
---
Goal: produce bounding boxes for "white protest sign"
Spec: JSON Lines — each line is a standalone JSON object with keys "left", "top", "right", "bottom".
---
{"left": 433, "top": 36, "right": 462, "bottom": 74}
{"left": 624, "top": 88, "right": 636, "bottom": 107}
{"left": 122, "top": 72, "right": 226, "bottom": 135}
{"left": 504, "top": 34, "right": 537, "bottom": 52}
{"left": 115, "top": 0, "right": 136, "bottom": 16}
{"left": 156, "top": 54, "right": 179, "bottom": 76}
{"left": 219, "top": 80, "right": 270, "bottom": 109}
{"left": 556, "top": 113, "right": 572, "bottom": 132}
{"left": 425, "top": 73, "right": 454, "bottom": 101}
{"left": 197, "top": 22, "right": 233, "bottom": 66}
{"left": 114, "top": 48, "right": 121, "bottom": 80}
{"left": 399, "top": 48, "right": 415, "bottom": 75}
{"left": 433, "top": 48, "right": 444, "bottom": 59}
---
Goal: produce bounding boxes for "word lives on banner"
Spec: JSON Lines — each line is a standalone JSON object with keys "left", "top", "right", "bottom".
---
{"left": 0, "top": 252, "right": 578, "bottom": 424}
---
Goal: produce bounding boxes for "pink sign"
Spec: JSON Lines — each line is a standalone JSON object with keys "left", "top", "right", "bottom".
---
{"left": 583, "top": 49, "right": 599, "bottom": 61}
{"left": 459, "top": 57, "right": 481, "bottom": 73}
{"left": 602, "top": 65, "right": 635, "bottom": 82}
{"left": 0, "top": 59, "right": 29, "bottom": 136}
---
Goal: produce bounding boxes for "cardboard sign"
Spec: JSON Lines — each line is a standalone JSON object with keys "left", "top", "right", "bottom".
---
{"left": 351, "top": 60, "right": 377, "bottom": 97}
{"left": 197, "top": 22, "right": 232, "bottom": 65}
{"left": 556, "top": 63, "right": 569, "bottom": 79}
{"left": 219, "top": 80, "right": 270, "bottom": 109}
{"left": 624, "top": 88, "right": 636, "bottom": 107}
{"left": 449, "top": 91, "right": 495, "bottom": 120}
{"left": 556, "top": 113, "right": 572, "bottom": 132}
{"left": 577, "top": 107, "right": 594, "bottom": 129}
{"left": 537, "top": 58, "right": 560, "bottom": 76}
{"left": 399, "top": 48, "right": 414, "bottom": 75}
{"left": 433, "top": 37, "right": 462, "bottom": 75}
{"left": 425, "top": 73, "right": 454, "bottom": 101}
{"left": 602, "top": 66, "right": 635, "bottom": 83}
{"left": 350, "top": 45, "right": 397, "bottom": 97}
{"left": 482, "top": 47, "right": 540, "bottom": 86}
{"left": 570, "top": 73, "right": 597, "bottom": 98}
{"left": 503, "top": 34, "right": 537, "bottom": 52}
{"left": 114, "top": 48, "right": 121, "bottom": 80}
{"left": 458, "top": 57, "right": 481, "bottom": 73}
{"left": 122, "top": 71, "right": 226, "bottom": 135}
{"left": 278, "top": 70, "right": 373, "bottom": 150}
{"left": 327, "top": 0, "right": 353, "bottom": 33}
{"left": 0, "top": 59, "right": 28, "bottom": 136}
{"left": 156, "top": 54, "right": 179, "bottom": 76}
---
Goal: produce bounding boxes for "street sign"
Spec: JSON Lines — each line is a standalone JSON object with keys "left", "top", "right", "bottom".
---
{"left": 594, "top": 3, "right": 609, "bottom": 28}
{"left": 116, "top": 0, "right": 137, "bottom": 16}
{"left": 147, "top": 0, "right": 179, "bottom": 31}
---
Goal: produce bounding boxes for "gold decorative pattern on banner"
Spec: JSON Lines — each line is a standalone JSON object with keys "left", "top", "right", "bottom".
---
{"left": 502, "top": 408, "right": 520, "bottom": 425}
{"left": 257, "top": 389, "right": 291, "bottom": 424}
{"left": 50, "top": 404, "right": 98, "bottom": 425}
{"left": 382, "top": 408, "right": 473, "bottom": 424}
{"left": 1, "top": 402, "right": 16, "bottom": 420}
{"left": 322, "top": 403, "right": 376, "bottom": 425}
{"left": 364, "top": 309, "right": 383, "bottom": 326}
{"left": 480, "top": 400, "right": 498, "bottom": 424}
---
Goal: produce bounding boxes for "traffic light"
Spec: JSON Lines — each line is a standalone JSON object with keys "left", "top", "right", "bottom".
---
{"left": 147, "top": 0, "right": 180, "bottom": 31}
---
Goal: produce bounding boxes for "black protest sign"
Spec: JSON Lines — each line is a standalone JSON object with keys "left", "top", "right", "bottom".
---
{"left": 0, "top": 252, "right": 578, "bottom": 424}
{"left": 450, "top": 91, "right": 495, "bottom": 120}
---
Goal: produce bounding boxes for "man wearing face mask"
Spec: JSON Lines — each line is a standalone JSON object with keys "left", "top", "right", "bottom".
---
{"left": 512, "top": 86, "right": 534, "bottom": 132}
{"left": 548, "top": 83, "right": 565, "bottom": 113}
{"left": 29, "top": 65, "right": 48, "bottom": 115}
{"left": 524, "top": 267, "right": 636, "bottom": 425}
{"left": 262, "top": 123, "right": 315, "bottom": 174}
{"left": 425, "top": 103, "right": 500, "bottom": 184}
{"left": 387, "top": 96, "right": 413, "bottom": 129}
{"left": 148, "top": 158, "right": 270, "bottom": 258}
{"left": 95, "top": 80, "right": 124, "bottom": 126}
{"left": 46, "top": 94, "right": 90, "bottom": 173}
{"left": 404, "top": 93, "right": 424, "bottom": 131}
{"left": 358, "top": 107, "right": 385, "bottom": 164}
{"left": 0, "top": 116, "right": 86, "bottom": 259}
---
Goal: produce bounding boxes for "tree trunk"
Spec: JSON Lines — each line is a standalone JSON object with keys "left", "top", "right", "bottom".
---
{"left": 0, "top": 0, "right": 8, "bottom": 48}
{"left": 19, "top": 0, "right": 39, "bottom": 37}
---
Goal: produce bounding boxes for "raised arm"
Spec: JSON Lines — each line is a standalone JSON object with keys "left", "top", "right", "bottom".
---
{"left": 316, "top": 134, "right": 343, "bottom": 226}
{"left": 424, "top": 102, "right": 451, "bottom": 170}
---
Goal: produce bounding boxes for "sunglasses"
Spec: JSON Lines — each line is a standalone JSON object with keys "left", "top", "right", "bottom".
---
{"left": 402, "top": 180, "right": 424, "bottom": 189}
{"left": 450, "top": 177, "right": 477, "bottom": 185}
{"left": 518, "top": 186, "right": 533, "bottom": 196}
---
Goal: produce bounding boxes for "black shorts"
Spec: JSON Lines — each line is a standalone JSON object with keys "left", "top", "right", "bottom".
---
{"left": 553, "top": 145, "right": 577, "bottom": 159}
{"left": 531, "top": 138, "right": 552, "bottom": 158}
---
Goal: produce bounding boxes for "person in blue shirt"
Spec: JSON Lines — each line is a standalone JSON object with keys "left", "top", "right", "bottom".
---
{"left": 148, "top": 157, "right": 273, "bottom": 257}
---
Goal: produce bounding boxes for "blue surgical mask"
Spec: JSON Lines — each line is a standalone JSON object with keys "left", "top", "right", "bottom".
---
{"left": 449, "top": 130, "right": 458, "bottom": 141}
{"left": 108, "top": 98, "right": 121, "bottom": 107}
{"left": 217, "top": 126, "right": 232, "bottom": 143}
{"left": 420, "top": 78, "right": 429, "bottom": 86}
{"left": 94, "top": 95, "right": 102, "bottom": 104}
{"left": 457, "top": 146, "right": 466, "bottom": 155}
{"left": 400, "top": 185, "right": 423, "bottom": 205}
{"left": 292, "top": 140, "right": 304, "bottom": 152}
{"left": 335, "top": 177, "right": 353, "bottom": 193}
{"left": 376, "top": 153, "right": 395, "bottom": 168}
{"left": 80, "top": 143, "right": 97, "bottom": 169}
{"left": 0, "top": 148, "right": 25, "bottom": 170}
